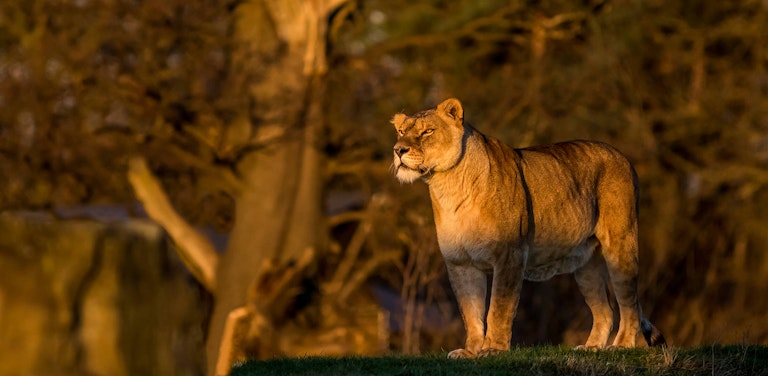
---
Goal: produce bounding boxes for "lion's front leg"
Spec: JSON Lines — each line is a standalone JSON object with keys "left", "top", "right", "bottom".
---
{"left": 478, "top": 248, "right": 525, "bottom": 357}
{"left": 445, "top": 263, "right": 487, "bottom": 359}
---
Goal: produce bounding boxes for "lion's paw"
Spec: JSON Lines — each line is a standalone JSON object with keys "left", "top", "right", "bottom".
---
{"left": 447, "top": 348, "right": 476, "bottom": 359}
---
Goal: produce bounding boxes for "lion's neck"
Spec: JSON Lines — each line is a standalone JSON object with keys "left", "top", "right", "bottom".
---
{"left": 426, "top": 130, "right": 509, "bottom": 211}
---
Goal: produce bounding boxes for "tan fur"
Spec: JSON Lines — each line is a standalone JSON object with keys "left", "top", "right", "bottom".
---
{"left": 392, "top": 98, "right": 665, "bottom": 358}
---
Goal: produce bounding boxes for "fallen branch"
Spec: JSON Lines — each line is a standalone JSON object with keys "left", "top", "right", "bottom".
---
{"left": 215, "top": 247, "right": 316, "bottom": 375}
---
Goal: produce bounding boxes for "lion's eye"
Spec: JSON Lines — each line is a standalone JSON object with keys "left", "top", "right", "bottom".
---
{"left": 398, "top": 129, "right": 405, "bottom": 136}
{"left": 422, "top": 129, "right": 434, "bottom": 136}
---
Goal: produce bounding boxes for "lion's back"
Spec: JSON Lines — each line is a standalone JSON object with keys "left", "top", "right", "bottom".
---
{"left": 514, "top": 140, "right": 639, "bottom": 260}
{"left": 519, "top": 140, "right": 633, "bottom": 176}
{"left": 517, "top": 140, "right": 637, "bottom": 201}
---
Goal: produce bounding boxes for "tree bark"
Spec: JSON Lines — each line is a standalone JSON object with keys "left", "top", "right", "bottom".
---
{"left": 205, "top": 1, "right": 345, "bottom": 373}
{"left": 125, "top": 1, "right": 349, "bottom": 372}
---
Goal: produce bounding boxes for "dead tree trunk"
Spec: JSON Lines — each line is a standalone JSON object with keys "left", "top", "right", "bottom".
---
{"left": 207, "top": 1, "right": 344, "bottom": 374}
{"left": 130, "top": 1, "right": 355, "bottom": 375}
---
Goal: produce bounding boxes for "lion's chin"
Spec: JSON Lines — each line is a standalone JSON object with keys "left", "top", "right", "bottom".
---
{"left": 395, "top": 165, "right": 424, "bottom": 184}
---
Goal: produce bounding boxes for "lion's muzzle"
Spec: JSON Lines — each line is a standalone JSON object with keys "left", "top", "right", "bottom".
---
{"left": 392, "top": 142, "right": 426, "bottom": 183}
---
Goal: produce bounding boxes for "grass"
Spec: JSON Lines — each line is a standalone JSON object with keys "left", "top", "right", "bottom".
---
{"left": 230, "top": 345, "right": 768, "bottom": 376}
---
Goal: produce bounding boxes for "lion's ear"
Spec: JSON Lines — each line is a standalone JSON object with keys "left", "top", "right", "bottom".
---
{"left": 391, "top": 113, "right": 406, "bottom": 130}
{"left": 437, "top": 98, "right": 464, "bottom": 125}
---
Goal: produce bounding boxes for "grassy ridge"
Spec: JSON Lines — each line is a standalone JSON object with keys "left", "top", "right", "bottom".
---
{"left": 231, "top": 345, "right": 768, "bottom": 376}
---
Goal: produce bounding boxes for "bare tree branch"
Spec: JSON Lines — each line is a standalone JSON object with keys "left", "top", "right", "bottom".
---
{"left": 127, "top": 157, "right": 219, "bottom": 292}
{"left": 250, "top": 246, "right": 316, "bottom": 315}
{"left": 165, "top": 144, "right": 246, "bottom": 196}
{"left": 338, "top": 249, "right": 400, "bottom": 304}
{"left": 325, "top": 194, "right": 387, "bottom": 296}
{"left": 327, "top": 210, "right": 367, "bottom": 228}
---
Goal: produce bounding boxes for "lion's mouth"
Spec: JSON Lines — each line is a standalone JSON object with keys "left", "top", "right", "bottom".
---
{"left": 395, "top": 159, "right": 430, "bottom": 175}
{"left": 393, "top": 158, "right": 432, "bottom": 183}
{"left": 396, "top": 162, "right": 431, "bottom": 176}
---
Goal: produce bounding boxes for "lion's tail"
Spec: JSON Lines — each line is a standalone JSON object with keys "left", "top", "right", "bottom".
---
{"left": 640, "top": 317, "right": 667, "bottom": 347}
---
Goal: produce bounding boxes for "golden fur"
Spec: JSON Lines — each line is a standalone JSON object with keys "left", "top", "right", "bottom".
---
{"left": 392, "top": 98, "right": 665, "bottom": 358}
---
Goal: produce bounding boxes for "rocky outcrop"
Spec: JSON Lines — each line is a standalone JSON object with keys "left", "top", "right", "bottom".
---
{"left": 0, "top": 212, "right": 210, "bottom": 376}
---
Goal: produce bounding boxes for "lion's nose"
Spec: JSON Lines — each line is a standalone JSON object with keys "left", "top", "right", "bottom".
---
{"left": 394, "top": 145, "right": 410, "bottom": 157}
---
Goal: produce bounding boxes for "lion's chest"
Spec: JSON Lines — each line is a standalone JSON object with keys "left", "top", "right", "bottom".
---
{"left": 433, "top": 206, "right": 505, "bottom": 271}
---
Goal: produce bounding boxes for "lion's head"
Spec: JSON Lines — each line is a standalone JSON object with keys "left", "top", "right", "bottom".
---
{"left": 391, "top": 98, "right": 466, "bottom": 183}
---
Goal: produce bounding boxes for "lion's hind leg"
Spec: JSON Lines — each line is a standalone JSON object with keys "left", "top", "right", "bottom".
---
{"left": 574, "top": 249, "right": 613, "bottom": 349}
{"left": 598, "top": 230, "right": 643, "bottom": 348}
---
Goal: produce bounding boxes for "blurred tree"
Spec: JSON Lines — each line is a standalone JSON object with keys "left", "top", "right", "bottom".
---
{"left": 121, "top": 1, "right": 390, "bottom": 374}
{"left": 1, "top": 0, "right": 387, "bottom": 374}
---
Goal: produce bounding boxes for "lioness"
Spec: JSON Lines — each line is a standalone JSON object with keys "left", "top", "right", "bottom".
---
{"left": 391, "top": 98, "right": 665, "bottom": 358}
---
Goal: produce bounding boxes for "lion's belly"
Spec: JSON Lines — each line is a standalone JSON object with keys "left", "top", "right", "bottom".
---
{"left": 523, "top": 238, "right": 598, "bottom": 281}
{"left": 435, "top": 209, "right": 597, "bottom": 275}
{"left": 438, "top": 233, "right": 597, "bottom": 279}
{"left": 433, "top": 184, "right": 599, "bottom": 278}
{"left": 435, "top": 203, "right": 601, "bottom": 280}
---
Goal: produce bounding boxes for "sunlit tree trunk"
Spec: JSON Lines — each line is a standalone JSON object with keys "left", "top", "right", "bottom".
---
{"left": 205, "top": 1, "right": 344, "bottom": 373}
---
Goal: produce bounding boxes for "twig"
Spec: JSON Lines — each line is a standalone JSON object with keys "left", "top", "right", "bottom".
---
{"left": 327, "top": 194, "right": 386, "bottom": 295}
{"left": 338, "top": 250, "right": 401, "bottom": 303}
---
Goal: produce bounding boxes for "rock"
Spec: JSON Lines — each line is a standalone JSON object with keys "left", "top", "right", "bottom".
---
{"left": 0, "top": 212, "right": 210, "bottom": 376}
